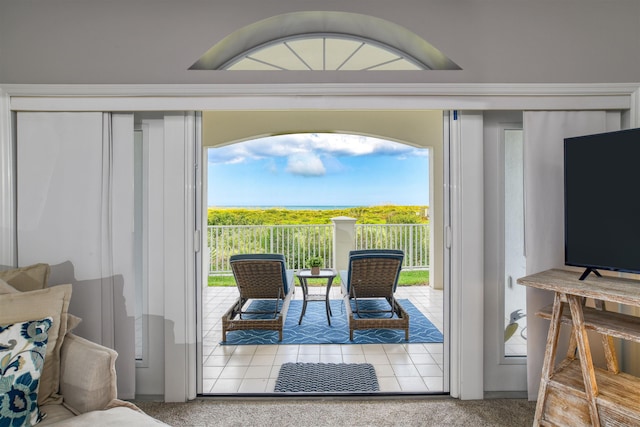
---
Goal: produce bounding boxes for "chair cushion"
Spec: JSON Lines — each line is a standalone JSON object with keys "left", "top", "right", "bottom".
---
{"left": 0, "top": 263, "right": 50, "bottom": 292}
{"left": 230, "top": 254, "right": 290, "bottom": 294}
{"left": 0, "top": 317, "right": 53, "bottom": 426}
{"left": 0, "top": 284, "right": 72, "bottom": 406}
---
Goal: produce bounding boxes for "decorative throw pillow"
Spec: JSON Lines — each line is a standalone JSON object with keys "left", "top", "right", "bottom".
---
{"left": 0, "top": 264, "right": 50, "bottom": 293}
{"left": 0, "top": 280, "right": 81, "bottom": 336}
{"left": 0, "top": 317, "right": 53, "bottom": 426}
{"left": 0, "top": 285, "right": 72, "bottom": 406}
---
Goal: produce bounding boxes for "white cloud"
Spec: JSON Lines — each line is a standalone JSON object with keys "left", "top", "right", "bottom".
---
{"left": 208, "top": 133, "right": 427, "bottom": 165}
{"left": 286, "top": 153, "right": 326, "bottom": 177}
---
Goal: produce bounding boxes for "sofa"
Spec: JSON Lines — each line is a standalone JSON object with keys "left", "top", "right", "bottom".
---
{"left": 0, "top": 264, "right": 166, "bottom": 426}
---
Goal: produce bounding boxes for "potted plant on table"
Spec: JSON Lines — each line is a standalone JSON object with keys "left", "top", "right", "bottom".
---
{"left": 307, "top": 256, "right": 323, "bottom": 275}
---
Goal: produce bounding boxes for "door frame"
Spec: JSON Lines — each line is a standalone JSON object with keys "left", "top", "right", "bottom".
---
{"left": 483, "top": 113, "right": 528, "bottom": 394}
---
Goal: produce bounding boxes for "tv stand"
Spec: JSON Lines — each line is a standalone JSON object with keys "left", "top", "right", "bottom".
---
{"left": 579, "top": 267, "right": 602, "bottom": 281}
{"left": 518, "top": 269, "right": 640, "bottom": 426}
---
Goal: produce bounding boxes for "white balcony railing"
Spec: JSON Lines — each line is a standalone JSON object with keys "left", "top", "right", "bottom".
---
{"left": 207, "top": 223, "right": 429, "bottom": 274}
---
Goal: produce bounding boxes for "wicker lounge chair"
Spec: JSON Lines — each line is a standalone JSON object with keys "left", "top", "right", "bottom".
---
{"left": 222, "top": 253, "right": 294, "bottom": 342}
{"left": 340, "top": 249, "right": 409, "bottom": 340}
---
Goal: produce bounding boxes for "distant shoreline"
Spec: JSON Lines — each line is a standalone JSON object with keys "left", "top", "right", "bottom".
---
{"left": 210, "top": 205, "right": 361, "bottom": 210}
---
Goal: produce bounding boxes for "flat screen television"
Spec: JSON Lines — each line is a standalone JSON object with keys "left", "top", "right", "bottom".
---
{"left": 564, "top": 128, "right": 640, "bottom": 280}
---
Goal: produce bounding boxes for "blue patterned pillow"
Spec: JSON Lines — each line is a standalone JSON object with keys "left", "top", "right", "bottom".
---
{"left": 0, "top": 317, "right": 52, "bottom": 427}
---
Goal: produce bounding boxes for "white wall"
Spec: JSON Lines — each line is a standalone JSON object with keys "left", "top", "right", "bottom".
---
{"left": 523, "top": 110, "right": 620, "bottom": 400}
{"left": 1, "top": 1, "right": 639, "bottom": 85}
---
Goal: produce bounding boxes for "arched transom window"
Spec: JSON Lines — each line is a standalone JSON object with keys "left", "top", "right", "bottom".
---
{"left": 190, "top": 11, "right": 460, "bottom": 71}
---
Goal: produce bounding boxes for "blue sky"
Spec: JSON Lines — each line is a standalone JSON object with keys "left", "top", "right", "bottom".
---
{"left": 207, "top": 133, "right": 429, "bottom": 207}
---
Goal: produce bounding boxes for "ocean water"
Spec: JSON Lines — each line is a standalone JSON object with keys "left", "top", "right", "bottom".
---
{"left": 213, "top": 205, "right": 360, "bottom": 210}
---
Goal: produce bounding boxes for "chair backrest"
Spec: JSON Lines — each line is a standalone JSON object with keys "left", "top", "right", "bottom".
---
{"left": 229, "top": 253, "right": 290, "bottom": 298}
{"left": 345, "top": 249, "right": 404, "bottom": 297}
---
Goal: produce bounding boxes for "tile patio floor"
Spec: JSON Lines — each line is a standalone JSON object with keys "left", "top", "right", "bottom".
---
{"left": 201, "top": 283, "right": 446, "bottom": 394}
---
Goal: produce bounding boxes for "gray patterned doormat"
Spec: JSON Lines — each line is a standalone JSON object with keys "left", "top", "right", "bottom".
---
{"left": 274, "top": 362, "right": 379, "bottom": 393}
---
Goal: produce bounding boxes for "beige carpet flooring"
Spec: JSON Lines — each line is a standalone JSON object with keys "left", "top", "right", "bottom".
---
{"left": 135, "top": 397, "right": 536, "bottom": 426}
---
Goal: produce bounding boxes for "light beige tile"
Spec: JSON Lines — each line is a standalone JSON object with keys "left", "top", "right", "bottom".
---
{"left": 244, "top": 365, "right": 272, "bottom": 379}
{"left": 210, "top": 378, "right": 241, "bottom": 393}
{"left": 269, "top": 365, "right": 283, "bottom": 378}
{"left": 202, "top": 366, "right": 224, "bottom": 379}
{"left": 321, "top": 354, "right": 344, "bottom": 363}
{"left": 226, "top": 355, "right": 253, "bottom": 366}
{"left": 415, "top": 364, "right": 443, "bottom": 376}
{"left": 202, "top": 379, "right": 215, "bottom": 393}
{"left": 372, "top": 364, "right": 395, "bottom": 377}
{"left": 377, "top": 377, "right": 401, "bottom": 392}
{"left": 297, "top": 354, "right": 320, "bottom": 363}
{"left": 382, "top": 344, "right": 407, "bottom": 354}
{"left": 319, "top": 344, "right": 342, "bottom": 355}
{"left": 386, "top": 353, "right": 414, "bottom": 365}
{"left": 364, "top": 354, "right": 390, "bottom": 364}
{"left": 254, "top": 345, "right": 279, "bottom": 355}
{"left": 361, "top": 344, "right": 385, "bottom": 354}
{"left": 233, "top": 345, "right": 258, "bottom": 356}
{"left": 424, "top": 343, "right": 444, "bottom": 354}
{"left": 423, "top": 376, "right": 444, "bottom": 391}
{"left": 251, "top": 354, "right": 276, "bottom": 365}
{"left": 397, "top": 376, "right": 428, "bottom": 392}
{"left": 219, "top": 366, "right": 248, "bottom": 379}
{"left": 273, "top": 354, "right": 298, "bottom": 365}
{"left": 204, "top": 355, "right": 230, "bottom": 367}
{"left": 276, "top": 345, "right": 299, "bottom": 355}
{"left": 405, "top": 343, "right": 429, "bottom": 354}
{"left": 409, "top": 353, "right": 437, "bottom": 365}
{"left": 342, "top": 354, "right": 367, "bottom": 364}
{"left": 341, "top": 345, "right": 364, "bottom": 355}
{"left": 266, "top": 378, "right": 278, "bottom": 392}
{"left": 298, "top": 345, "right": 321, "bottom": 354}
{"left": 391, "top": 364, "right": 420, "bottom": 377}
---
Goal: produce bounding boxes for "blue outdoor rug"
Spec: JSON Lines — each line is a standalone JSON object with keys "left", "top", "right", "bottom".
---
{"left": 221, "top": 298, "right": 443, "bottom": 345}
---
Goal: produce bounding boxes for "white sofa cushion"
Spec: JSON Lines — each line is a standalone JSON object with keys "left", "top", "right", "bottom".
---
{"left": 59, "top": 334, "right": 118, "bottom": 414}
{"left": 44, "top": 407, "right": 168, "bottom": 426}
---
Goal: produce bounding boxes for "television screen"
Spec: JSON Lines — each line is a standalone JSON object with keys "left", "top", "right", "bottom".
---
{"left": 564, "top": 128, "right": 640, "bottom": 278}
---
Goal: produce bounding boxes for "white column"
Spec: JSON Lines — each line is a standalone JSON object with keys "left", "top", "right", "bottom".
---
{"left": 331, "top": 216, "right": 356, "bottom": 273}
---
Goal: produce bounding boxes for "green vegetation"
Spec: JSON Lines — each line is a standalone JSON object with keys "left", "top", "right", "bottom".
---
{"left": 208, "top": 269, "right": 429, "bottom": 287}
{"left": 208, "top": 205, "right": 429, "bottom": 225}
{"left": 306, "top": 256, "right": 323, "bottom": 267}
{"left": 206, "top": 205, "right": 431, "bottom": 286}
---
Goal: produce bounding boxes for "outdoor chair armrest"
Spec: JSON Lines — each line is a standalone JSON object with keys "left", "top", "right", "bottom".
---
{"left": 285, "top": 269, "right": 294, "bottom": 295}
